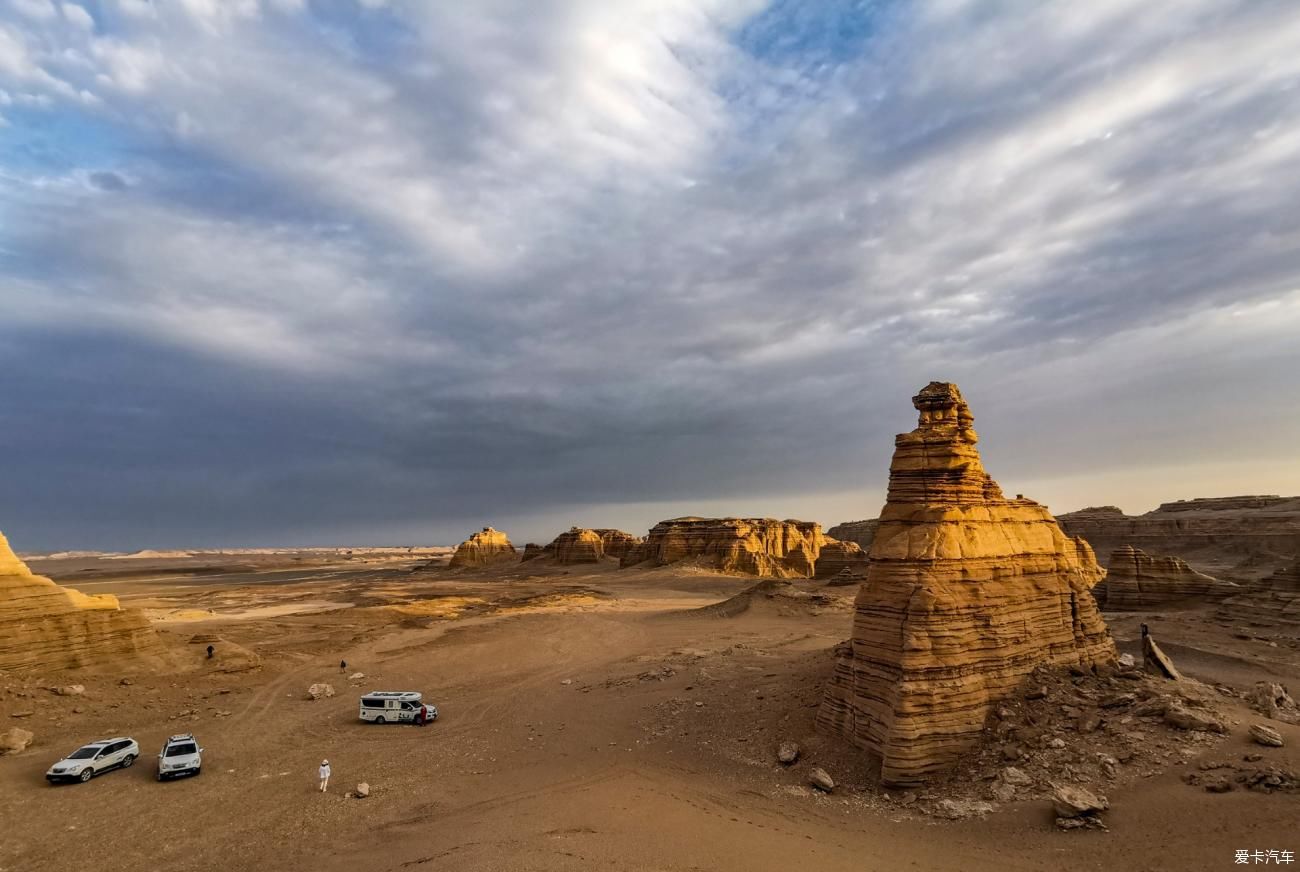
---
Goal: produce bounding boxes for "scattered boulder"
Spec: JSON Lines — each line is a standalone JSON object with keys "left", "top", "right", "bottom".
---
{"left": 50, "top": 684, "right": 85, "bottom": 696}
{"left": 1052, "top": 785, "right": 1108, "bottom": 819}
{"left": 348, "top": 672, "right": 365, "bottom": 681}
{"left": 1163, "top": 705, "right": 1226, "bottom": 733}
{"left": 808, "top": 767, "right": 835, "bottom": 792}
{"left": 777, "top": 742, "right": 800, "bottom": 765}
{"left": 1001, "top": 766, "right": 1032, "bottom": 786}
{"left": 355, "top": 782, "right": 370, "bottom": 798}
{"left": 932, "top": 798, "right": 994, "bottom": 820}
{"left": 1250, "top": 724, "right": 1284, "bottom": 748}
{"left": 0, "top": 727, "right": 34, "bottom": 756}
{"left": 1246, "top": 681, "right": 1299, "bottom": 724}
{"left": 306, "top": 683, "right": 335, "bottom": 700}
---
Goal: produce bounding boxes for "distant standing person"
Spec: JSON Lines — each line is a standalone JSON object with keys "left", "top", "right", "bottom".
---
{"left": 206, "top": 645, "right": 214, "bottom": 659}
{"left": 319, "top": 759, "right": 331, "bottom": 793}
{"left": 339, "top": 659, "right": 347, "bottom": 673}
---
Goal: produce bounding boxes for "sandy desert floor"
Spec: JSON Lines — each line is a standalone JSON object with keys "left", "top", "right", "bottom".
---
{"left": 2, "top": 552, "right": 1299, "bottom": 872}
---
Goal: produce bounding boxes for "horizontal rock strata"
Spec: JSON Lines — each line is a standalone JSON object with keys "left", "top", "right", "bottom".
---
{"left": 448, "top": 527, "right": 518, "bottom": 568}
{"left": 817, "top": 382, "right": 1116, "bottom": 787}
{"left": 814, "top": 540, "right": 869, "bottom": 578}
{"left": 825, "top": 518, "right": 879, "bottom": 551}
{"left": 549, "top": 528, "right": 606, "bottom": 564}
{"left": 0, "top": 531, "right": 164, "bottom": 672}
{"left": 1095, "top": 546, "right": 1239, "bottom": 609}
{"left": 621, "top": 518, "right": 826, "bottom": 578}
{"left": 1057, "top": 497, "right": 1300, "bottom": 579}
{"left": 1216, "top": 560, "right": 1300, "bottom": 629}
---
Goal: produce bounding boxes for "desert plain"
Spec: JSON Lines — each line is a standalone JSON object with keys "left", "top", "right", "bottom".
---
{"left": 0, "top": 540, "right": 1296, "bottom": 872}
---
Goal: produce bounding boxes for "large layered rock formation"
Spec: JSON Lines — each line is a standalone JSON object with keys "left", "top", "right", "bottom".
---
{"left": 595, "top": 529, "right": 641, "bottom": 560}
{"left": 0, "top": 531, "right": 164, "bottom": 672}
{"left": 1057, "top": 497, "right": 1300, "bottom": 581}
{"left": 826, "top": 518, "right": 879, "bottom": 551}
{"left": 448, "top": 527, "right": 518, "bottom": 568}
{"left": 1216, "top": 560, "right": 1300, "bottom": 629}
{"left": 817, "top": 382, "right": 1117, "bottom": 787}
{"left": 549, "top": 528, "right": 606, "bottom": 564}
{"left": 814, "top": 540, "right": 869, "bottom": 578}
{"left": 1094, "top": 545, "right": 1238, "bottom": 610}
{"left": 621, "top": 518, "right": 826, "bottom": 577}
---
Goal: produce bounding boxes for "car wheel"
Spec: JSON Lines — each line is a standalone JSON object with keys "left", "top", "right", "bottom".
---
{"left": 157, "top": 772, "right": 164, "bottom": 782}
{"left": 375, "top": 716, "right": 386, "bottom": 724}
{"left": 121, "top": 754, "right": 135, "bottom": 769}
{"left": 79, "top": 768, "right": 93, "bottom": 783}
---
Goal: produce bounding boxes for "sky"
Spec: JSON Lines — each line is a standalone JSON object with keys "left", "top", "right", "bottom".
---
{"left": 2, "top": 0, "right": 1300, "bottom": 552}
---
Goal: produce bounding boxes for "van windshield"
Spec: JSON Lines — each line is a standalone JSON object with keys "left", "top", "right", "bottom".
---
{"left": 166, "top": 743, "right": 197, "bottom": 757}
{"left": 68, "top": 746, "right": 100, "bottom": 760}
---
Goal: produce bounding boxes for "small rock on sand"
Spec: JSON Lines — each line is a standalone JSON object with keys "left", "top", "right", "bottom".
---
{"left": 306, "top": 683, "right": 335, "bottom": 700}
{"left": 355, "top": 782, "right": 370, "bottom": 798}
{"left": 1249, "top": 724, "right": 1284, "bottom": 747}
{"left": 51, "top": 685, "right": 85, "bottom": 696}
{"left": 1052, "top": 785, "right": 1108, "bottom": 818}
{"left": 0, "top": 727, "right": 34, "bottom": 756}
{"left": 348, "top": 673, "right": 365, "bottom": 681}
{"left": 777, "top": 742, "right": 800, "bottom": 765}
{"left": 1163, "top": 705, "right": 1226, "bottom": 733}
{"left": 808, "top": 768, "right": 834, "bottom": 792}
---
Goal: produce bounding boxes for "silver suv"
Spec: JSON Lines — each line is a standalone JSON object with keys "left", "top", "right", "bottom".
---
{"left": 45, "top": 737, "right": 140, "bottom": 784}
{"left": 157, "top": 734, "right": 203, "bottom": 781}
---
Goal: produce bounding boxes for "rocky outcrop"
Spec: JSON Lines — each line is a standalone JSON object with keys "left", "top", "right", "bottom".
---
{"left": 826, "top": 518, "right": 879, "bottom": 551}
{"left": 1216, "top": 560, "right": 1300, "bottom": 629}
{"left": 1057, "top": 497, "right": 1300, "bottom": 581}
{"left": 1094, "top": 545, "right": 1238, "bottom": 609}
{"left": 814, "top": 540, "right": 869, "bottom": 578}
{"left": 520, "top": 543, "right": 545, "bottom": 562}
{"left": 621, "top": 518, "right": 827, "bottom": 577}
{"left": 448, "top": 527, "right": 518, "bottom": 569}
{"left": 595, "top": 529, "right": 641, "bottom": 560}
{"left": 0, "top": 530, "right": 164, "bottom": 673}
{"left": 817, "top": 382, "right": 1117, "bottom": 788}
{"left": 549, "top": 528, "right": 606, "bottom": 564}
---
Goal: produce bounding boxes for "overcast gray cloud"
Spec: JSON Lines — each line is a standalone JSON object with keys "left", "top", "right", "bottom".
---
{"left": 2, "top": 0, "right": 1299, "bottom": 551}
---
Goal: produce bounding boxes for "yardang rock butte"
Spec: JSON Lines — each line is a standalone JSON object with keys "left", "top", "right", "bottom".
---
{"left": 818, "top": 382, "right": 1117, "bottom": 786}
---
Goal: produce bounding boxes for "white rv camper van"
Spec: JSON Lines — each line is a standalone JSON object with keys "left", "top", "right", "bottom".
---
{"left": 357, "top": 691, "right": 436, "bottom": 724}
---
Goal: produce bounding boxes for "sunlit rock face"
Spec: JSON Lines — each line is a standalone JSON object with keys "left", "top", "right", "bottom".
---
{"left": 1095, "top": 545, "right": 1238, "bottom": 610}
{"left": 817, "top": 382, "right": 1116, "bottom": 787}
{"left": 1216, "top": 560, "right": 1300, "bottom": 629}
{"left": 448, "top": 527, "right": 518, "bottom": 568}
{"left": 548, "top": 528, "right": 606, "bottom": 564}
{"left": 594, "top": 529, "right": 641, "bottom": 561}
{"left": 620, "top": 518, "right": 827, "bottom": 578}
{"left": 0, "top": 531, "right": 163, "bottom": 672}
{"left": 826, "top": 518, "right": 878, "bottom": 551}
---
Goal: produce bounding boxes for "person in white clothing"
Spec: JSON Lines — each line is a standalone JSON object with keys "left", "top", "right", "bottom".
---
{"left": 319, "top": 759, "right": 331, "bottom": 793}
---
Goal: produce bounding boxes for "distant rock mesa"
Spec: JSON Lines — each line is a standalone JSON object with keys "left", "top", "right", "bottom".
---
{"left": 449, "top": 527, "right": 518, "bottom": 568}
{"left": 1057, "top": 497, "right": 1300, "bottom": 581}
{"left": 826, "top": 518, "right": 879, "bottom": 551}
{"left": 620, "top": 517, "right": 827, "bottom": 577}
{"left": 817, "top": 382, "right": 1116, "bottom": 787}
{"left": 1094, "top": 545, "right": 1238, "bottom": 610}
{"left": 0, "top": 530, "right": 164, "bottom": 672}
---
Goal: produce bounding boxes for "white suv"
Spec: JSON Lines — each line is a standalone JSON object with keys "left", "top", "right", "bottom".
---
{"left": 45, "top": 737, "right": 140, "bottom": 784}
{"left": 157, "top": 734, "right": 203, "bottom": 781}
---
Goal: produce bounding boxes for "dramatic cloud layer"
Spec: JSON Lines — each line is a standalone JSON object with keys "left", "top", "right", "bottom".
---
{"left": 2, "top": 0, "right": 1299, "bottom": 549}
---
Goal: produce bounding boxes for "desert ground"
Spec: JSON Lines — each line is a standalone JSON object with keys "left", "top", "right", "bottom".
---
{"left": 2, "top": 550, "right": 1298, "bottom": 872}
